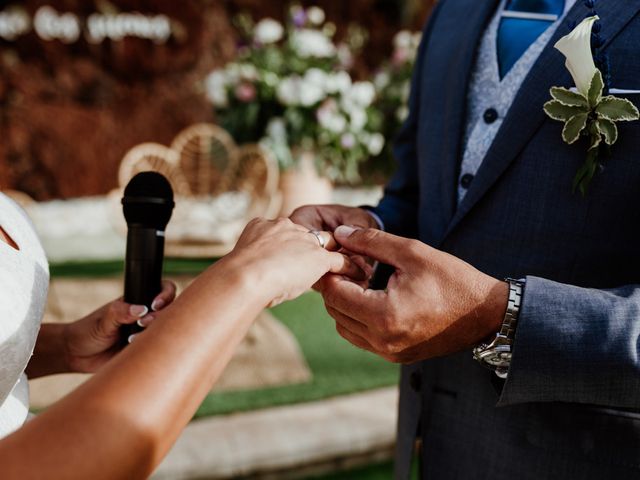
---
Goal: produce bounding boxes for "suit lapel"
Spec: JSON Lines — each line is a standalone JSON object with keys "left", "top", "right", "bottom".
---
{"left": 443, "top": 0, "right": 640, "bottom": 240}
{"left": 419, "top": 0, "right": 499, "bottom": 244}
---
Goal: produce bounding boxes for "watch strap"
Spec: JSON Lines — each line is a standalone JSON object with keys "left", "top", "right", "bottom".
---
{"left": 473, "top": 278, "right": 525, "bottom": 378}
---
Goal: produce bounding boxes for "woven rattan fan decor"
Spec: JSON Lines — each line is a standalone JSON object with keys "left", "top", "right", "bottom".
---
{"left": 114, "top": 123, "right": 280, "bottom": 257}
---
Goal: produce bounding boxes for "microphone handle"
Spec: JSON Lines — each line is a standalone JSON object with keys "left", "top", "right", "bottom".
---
{"left": 121, "top": 226, "right": 165, "bottom": 346}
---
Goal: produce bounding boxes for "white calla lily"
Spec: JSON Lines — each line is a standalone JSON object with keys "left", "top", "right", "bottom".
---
{"left": 554, "top": 16, "right": 599, "bottom": 96}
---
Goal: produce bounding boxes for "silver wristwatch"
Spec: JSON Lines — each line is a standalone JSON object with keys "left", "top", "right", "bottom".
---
{"left": 473, "top": 278, "right": 525, "bottom": 379}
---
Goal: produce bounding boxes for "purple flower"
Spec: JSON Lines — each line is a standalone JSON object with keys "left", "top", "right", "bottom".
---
{"left": 340, "top": 133, "right": 356, "bottom": 149}
{"left": 292, "top": 7, "right": 307, "bottom": 28}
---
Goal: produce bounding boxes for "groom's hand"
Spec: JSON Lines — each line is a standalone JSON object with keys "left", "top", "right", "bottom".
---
{"left": 290, "top": 204, "right": 380, "bottom": 233}
{"left": 290, "top": 205, "right": 380, "bottom": 285}
{"left": 317, "top": 226, "right": 509, "bottom": 363}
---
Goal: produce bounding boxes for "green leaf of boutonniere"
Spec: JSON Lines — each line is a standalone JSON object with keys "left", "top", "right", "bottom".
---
{"left": 587, "top": 69, "right": 604, "bottom": 108}
{"left": 588, "top": 125, "right": 601, "bottom": 150}
{"left": 596, "top": 118, "right": 618, "bottom": 145}
{"left": 546, "top": 68, "right": 640, "bottom": 196}
{"left": 543, "top": 100, "right": 589, "bottom": 122}
{"left": 562, "top": 113, "right": 589, "bottom": 144}
{"left": 596, "top": 96, "right": 640, "bottom": 122}
{"left": 550, "top": 87, "right": 589, "bottom": 107}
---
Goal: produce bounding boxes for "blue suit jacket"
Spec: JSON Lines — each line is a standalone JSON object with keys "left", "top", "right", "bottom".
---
{"left": 373, "top": 1, "right": 640, "bottom": 478}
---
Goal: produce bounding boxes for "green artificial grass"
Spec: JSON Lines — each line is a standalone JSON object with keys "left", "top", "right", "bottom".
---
{"left": 50, "top": 258, "right": 217, "bottom": 278}
{"left": 50, "top": 261, "right": 399, "bottom": 417}
{"left": 194, "top": 291, "right": 399, "bottom": 417}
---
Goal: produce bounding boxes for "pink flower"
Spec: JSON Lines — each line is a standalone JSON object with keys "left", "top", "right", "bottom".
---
{"left": 392, "top": 48, "right": 409, "bottom": 66}
{"left": 235, "top": 82, "right": 257, "bottom": 103}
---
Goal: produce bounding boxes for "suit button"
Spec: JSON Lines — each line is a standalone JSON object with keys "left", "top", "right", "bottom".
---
{"left": 483, "top": 108, "right": 499, "bottom": 124}
{"left": 460, "top": 173, "right": 474, "bottom": 189}
{"left": 409, "top": 372, "right": 422, "bottom": 392}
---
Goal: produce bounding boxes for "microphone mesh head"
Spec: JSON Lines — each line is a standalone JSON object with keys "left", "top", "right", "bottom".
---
{"left": 122, "top": 172, "right": 175, "bottom": 229}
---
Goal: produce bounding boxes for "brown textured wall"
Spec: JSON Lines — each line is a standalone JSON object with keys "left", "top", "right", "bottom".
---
{"left": 0, "top": 0, "right": 434, "bottom": 199}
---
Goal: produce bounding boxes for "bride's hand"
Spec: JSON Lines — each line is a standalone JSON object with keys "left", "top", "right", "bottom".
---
{"left": 227, "top": 217, "right": 370, "bottom": 307}
{"left": 62, "top": 281, "right": 177, "bottom": 373}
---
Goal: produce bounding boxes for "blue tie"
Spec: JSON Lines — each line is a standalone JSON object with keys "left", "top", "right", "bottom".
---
{"left": 497, "top": 0, "right": 566, "bottom": 79}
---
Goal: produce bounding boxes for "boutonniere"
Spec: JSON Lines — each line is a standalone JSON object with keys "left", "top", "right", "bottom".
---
{"left": 544, "top": 16, "right": 640, "bottom": 195}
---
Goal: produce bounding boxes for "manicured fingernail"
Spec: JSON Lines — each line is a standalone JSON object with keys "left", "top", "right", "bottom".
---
{"left": 151, "top": 298, "right": 165, "bottom": 312}
{"left": 137, "top": 314, "right": 155, "bottom": 328}
{"left": 335, "top": 225, "right": 358, "bottom": 239}
{"left": 129, "top": 305, "right": 148, "bottom": 318}
{"left": 128, "top": 334, "right": 137, "bottom": 344}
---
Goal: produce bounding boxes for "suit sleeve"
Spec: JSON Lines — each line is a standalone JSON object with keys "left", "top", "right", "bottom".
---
{"left": 498, "top": 276, "right": 640, "bottom": 409}
{"left": 371, "top": 4, "right": 443, "bottom": 239}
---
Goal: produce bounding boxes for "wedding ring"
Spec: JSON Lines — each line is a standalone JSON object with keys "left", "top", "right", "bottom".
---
{"left": 308, "top": 230, "right": 326, "bottom": 249}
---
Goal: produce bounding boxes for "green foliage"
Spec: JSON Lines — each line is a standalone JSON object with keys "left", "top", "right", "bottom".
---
{"left": 587, "top": 69, "right": 604, "bottom": 108}
{"left": 596, "top": 96, "right": 640, "bottom": 121}
{"left": 545, "top": 69, "right": 640, "bottom": 195}
{"left": 543, "top": 100, "right": 588, "bottom": 122}
{"left": 562, "top": 113, "right": 588, "bottom": 144}
{"left": 550, "top": 86, "right": 589, "bottom": 107}
{"left": 597, "top": 118, "right": 618, "bottom": 145}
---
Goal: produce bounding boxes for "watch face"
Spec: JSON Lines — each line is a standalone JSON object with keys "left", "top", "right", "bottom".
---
{"left": 478, "top": 349, "right": 512, "bottom": 368}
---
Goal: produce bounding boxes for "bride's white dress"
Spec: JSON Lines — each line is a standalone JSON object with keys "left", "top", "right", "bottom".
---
{"left": 0, "top": 193, "right": 49, "bottom": 438}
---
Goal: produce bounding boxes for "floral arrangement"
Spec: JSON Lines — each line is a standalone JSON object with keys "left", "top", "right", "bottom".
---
{"left": 205, "top": 5, "right": 385, "bottom": 183}
{"left": 371, "top": 29, "right": 422, "bottom": 176}
{"left": 374, "top": 30, "right": 421, "bottom": 129}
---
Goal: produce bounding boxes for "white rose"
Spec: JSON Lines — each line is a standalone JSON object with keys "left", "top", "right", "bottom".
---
{"left": 327, "top": 114, "right": 347, "bottom": 133}
{"left": 263, "top": 72, "right": 279, "bottom": 87}
{"left": 317, "top": 99, "right": 347, "bottom": 133}
{"left": 374, "top": 71, "right": 391, "bottom": 91}
{"left": 337, "top": 43, "right": 353, "bottom": 69}
{"left": 326, "top": 71, "right": 352, "bottom": 94}
{"left": 239, "top": 63, "right": 258, "bottom": 80}
{"left": 300, "top": 82, "right": 326, "bottom": 106}
{"left": 367, "top": 133, "right": 385, "bottom": 156}
{"left": 350, "top": 81, "right": 376, "bottom": 107}
{"left": 396, "top": 105, "right": 409, "bottom": 122}
{"left": 307, "top": 6, "right": 326, "bottom": 25}
{"left": 350, "top": 108, "right": 368, "bottom": 132}
{"left": 205, "top": 71, "right": 228, "bottom": 107}
{"left": 225, "top": 63, "right": 242, "bottom": 84}
{"left": 291, "top": 29, "right": 336, "bottom": 58}
{"left": 304, "top": 68, "right": 329, "bottom": 88}
{"left": 393, "top": 30, "right": 412, "bottom": 49}
{"left": 266, "top": 117, "right": 288, "bottom": 141}
{"left": 254, "top": 18, "right": 284, "bottom": 44}
{"left": 277, "top": 76, "right": 302, "bottom": 106}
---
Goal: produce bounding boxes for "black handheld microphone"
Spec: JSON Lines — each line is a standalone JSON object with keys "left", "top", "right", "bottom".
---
{"left": 121, "top": 171, "right": 175, "bottom": 345}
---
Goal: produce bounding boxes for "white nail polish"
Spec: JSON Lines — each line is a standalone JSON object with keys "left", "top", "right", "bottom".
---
{"left": 136, "top": 319, "right": 145, "bottom": 328}
{"left": 129, "top": 305, "right": 149, "bottom": 318}
{"left": 128, "top": 334, "right": 137, "bottom": 344}
{"left": 151, "top": 299, "right": 166, "bottom": 312}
